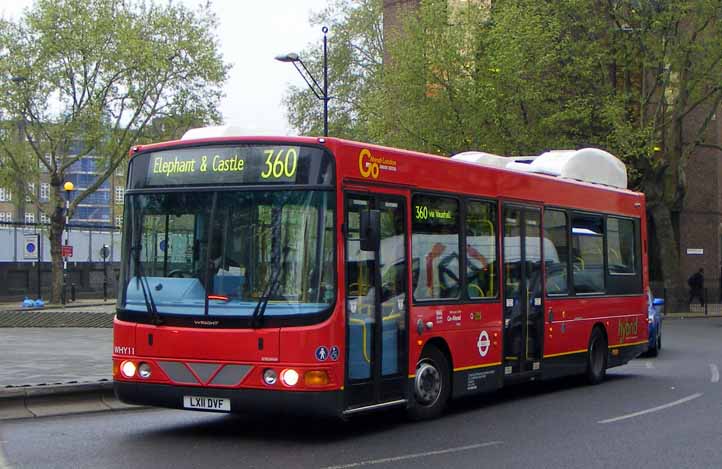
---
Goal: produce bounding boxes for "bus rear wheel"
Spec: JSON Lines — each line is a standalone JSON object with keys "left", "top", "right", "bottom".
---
{"left": 586, "top": 327, "right": 608, "bottom": 385}
{"left": 407, "top": 345, "right": 450, "bottom": 421}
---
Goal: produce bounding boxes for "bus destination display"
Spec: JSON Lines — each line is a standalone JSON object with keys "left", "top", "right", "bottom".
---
{"left": 133, "top": 145, "right": 333, "bottom": 188}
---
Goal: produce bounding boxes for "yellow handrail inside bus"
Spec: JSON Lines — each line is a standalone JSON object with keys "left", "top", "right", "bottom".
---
{"left": 468, "top": 283, "right": 485, "bottom": 298}
{"left": 481, "top": 219, "right": 495, "bottom": 297}
{"left": 609, "top": 248, "right": 621, "bottom": 264}
{"left": 349, "top": 317, "right": 370, "bottom": 364}
{"left": 348, "top": 311, "right": 400, "bottom": 366}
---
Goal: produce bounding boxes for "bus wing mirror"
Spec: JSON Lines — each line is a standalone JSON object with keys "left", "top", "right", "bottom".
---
{"left": 360, "top": 209, "right": 380, "bottom": 252}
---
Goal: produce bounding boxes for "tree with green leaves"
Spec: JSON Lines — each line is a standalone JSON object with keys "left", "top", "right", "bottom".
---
{"left": 286, "top": 0, "right": 722, "bottom": 311}
{"left": 0, "top": 0, "right": 228, "bottom": 303}
{"left": 282, "top": 0, "right": 384, "bottom": 141}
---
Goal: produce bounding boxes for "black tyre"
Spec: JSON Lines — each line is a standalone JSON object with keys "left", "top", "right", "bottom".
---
{"left": 586, "top": 327, "right": 608, "bottom": 385}
{"left": 648, "top": 328, "right": 661, "bottom": 357}
{"left": 407, "top": 345, "right": 450, "bottom": 420}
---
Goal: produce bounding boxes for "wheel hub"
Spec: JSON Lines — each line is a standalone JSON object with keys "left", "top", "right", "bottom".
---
{"left": 415, "top": 362, "right": 442, "bottom": 405}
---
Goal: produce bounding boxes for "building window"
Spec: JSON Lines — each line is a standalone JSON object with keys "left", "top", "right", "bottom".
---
{"left": 1, "top": 212, "right": 13, "bottom": 222}
{"left": 115, "top": 164, "right": 125, "bottom": 176}
{"left": 115, "top": 215, "right": 123, "bottom": 227}
{"left": 40, "top": 183, "right": 49, "bottom": 201}
{"left": 465, "top": 200, "right": 497, "bottom": 299}
{"left": 412, "top": 194, "right": 460, "bottom": 301}
{"left": 24, "top": 212, "right": 35, "bottom": 224}
{"left": 0, "top": 188, "right": 12, "bottom": 202}
{"left": 115, "top": 186, "right": 124, "bottom": 204}
{"left": 26, "top": 183, "right": 35, "bottom": 202}
{"left": 40, "top": 213, "right": 49, "bottom": 224}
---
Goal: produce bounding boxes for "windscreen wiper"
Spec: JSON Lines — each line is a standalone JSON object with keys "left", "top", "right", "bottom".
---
{"left": 251, "top": 265, "right": 283, "bottom": 328}
{"left": 131, "top": 245, "right": 163, "bottom": 326}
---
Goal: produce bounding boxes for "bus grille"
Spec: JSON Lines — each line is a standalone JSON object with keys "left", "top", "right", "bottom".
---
{"left": 157, "top": 361, "right": 251, "bottom": 386}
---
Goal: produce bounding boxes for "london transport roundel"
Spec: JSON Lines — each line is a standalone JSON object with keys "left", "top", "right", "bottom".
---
{"left": 477, "top": 331, "right": 490, "bottom": 357}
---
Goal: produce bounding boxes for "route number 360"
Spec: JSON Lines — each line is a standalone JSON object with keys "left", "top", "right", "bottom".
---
{"left": 261, "top": 148, "right": 298, "bottom": 179}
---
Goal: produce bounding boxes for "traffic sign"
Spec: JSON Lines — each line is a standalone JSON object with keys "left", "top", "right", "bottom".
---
{"left": 23, "top": 234, "right": 39, "bottom": 260}
{"left": 62, "top": 245, "right": 73, "bottom": 258}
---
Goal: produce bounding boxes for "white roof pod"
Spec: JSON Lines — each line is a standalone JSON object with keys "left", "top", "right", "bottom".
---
{"left": 451, "top": 147, "right": 627, "bottom": 189}
{"left": 181, "top": 125, "right": 245, "bottom": 140}
{"left": 452, "top": 151, "right": 538, "bottom": 169}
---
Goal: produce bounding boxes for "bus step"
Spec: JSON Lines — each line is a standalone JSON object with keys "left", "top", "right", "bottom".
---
{"left": 342, "top": 399, "right": 407, "bottom": 416}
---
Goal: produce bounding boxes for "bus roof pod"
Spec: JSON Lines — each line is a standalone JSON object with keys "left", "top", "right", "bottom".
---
{"left": 181, "top": 125, "right": 245, "bottom": 140}
{"left": 451, "top": 151, "right": 538, "bottom": 169}
{"left": 451, "top": 148, "right": 628, "bottom": 189}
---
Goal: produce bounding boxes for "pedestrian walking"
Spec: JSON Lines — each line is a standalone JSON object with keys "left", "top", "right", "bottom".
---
{"left": 688, "top": 267, "right": 705, "bottom": 307}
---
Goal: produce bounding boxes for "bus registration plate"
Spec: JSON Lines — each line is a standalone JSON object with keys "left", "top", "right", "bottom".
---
{"left": 183, "top": 395, "right": 230, "bottom": 412}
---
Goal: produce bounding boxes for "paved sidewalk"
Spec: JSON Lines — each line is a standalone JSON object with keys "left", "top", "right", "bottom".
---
{"left": 1, "top": 328, "right": 111, "bottom": 388}
{"left": 0, "top": 299, "right": 115, "bottom": 327}
{"left": 0, "top": 326, "right": 119, "bottom": 419}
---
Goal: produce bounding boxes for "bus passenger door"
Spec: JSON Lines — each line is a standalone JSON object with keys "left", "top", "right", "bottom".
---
{"left": 502, "top": 204, "right": 544, "bottom": 377}
{"left": 344, "top": 193, "right": 408, "bottom": 410}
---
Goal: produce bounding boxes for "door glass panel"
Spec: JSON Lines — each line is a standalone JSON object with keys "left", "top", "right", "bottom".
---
{"left": 379, "top": 200, "right": 406, "bottom": 377}
{"left": 346, "top": 198, "right": 375, "bottom": 381}
{"left": 525, "top": 210, "right": 542, "bottom": 363}
{"left": 503, "top": 207, "right": 523, "bottom": 369}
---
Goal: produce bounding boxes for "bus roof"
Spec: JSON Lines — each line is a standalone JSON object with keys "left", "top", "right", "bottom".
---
{"left": 128, "top": 129, "right": 643, "bottom": 216}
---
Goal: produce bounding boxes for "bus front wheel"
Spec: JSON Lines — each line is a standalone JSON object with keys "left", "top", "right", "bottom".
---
{"left": 407, "top": 345, "right": 450, "bottom": 420}
{"left": 586, "top": 327, "right": 608, "bottom": 385}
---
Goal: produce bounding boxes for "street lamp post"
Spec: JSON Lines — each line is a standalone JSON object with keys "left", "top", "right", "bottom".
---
{"left": 275, "top": 26, "right": 329, "bottom": 137}
{"left": 62, "top": 181, "right": 74, "bottom": 304}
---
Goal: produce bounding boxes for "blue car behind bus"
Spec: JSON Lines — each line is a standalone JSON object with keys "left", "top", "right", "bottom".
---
{"left": 647, "top": 289, "right": 664, "bottom": 357}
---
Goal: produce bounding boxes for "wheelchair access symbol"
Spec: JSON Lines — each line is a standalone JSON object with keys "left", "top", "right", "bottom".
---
{"left": 329, "top": 346, "right": 339, "bottom": 361}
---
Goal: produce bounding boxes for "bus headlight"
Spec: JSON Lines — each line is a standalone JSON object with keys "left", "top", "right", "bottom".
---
{"left": 138, "top": 362, "right": 152, "bottom": 379}
{"left": 280, "top": 369, "right": 299, "bottom": 387}
{"left": 263, "top": 369, "right": 278, "bottom": 385}
{"left": 121, "top": 361, "right": 136, "bottom": 378}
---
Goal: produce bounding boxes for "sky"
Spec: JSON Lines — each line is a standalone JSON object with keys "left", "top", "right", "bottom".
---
{"left": 1, "top": 0, "right": 330, "bottom": 136}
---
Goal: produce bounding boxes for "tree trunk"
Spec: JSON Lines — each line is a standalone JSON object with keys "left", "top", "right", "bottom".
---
{"left": 648, "top": 202, "right": 686, "bottom": 312}
{"left": 49, "top": 217, "right": 66, "bottom": 304}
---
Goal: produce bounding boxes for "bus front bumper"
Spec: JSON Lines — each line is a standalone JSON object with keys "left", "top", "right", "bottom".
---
{"left": 114, "top": 381, "right": 343, "bottom": 418}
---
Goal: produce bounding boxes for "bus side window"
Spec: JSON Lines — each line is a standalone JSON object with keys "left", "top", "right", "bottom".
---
{"left": 411, "top": 194, "right": 460, "bottom": 301}
{"left": 543, "top": 209, "right": 569, "bottom": 295}
{"left": 466, "top": 200, "right": 497, "bottom": 299}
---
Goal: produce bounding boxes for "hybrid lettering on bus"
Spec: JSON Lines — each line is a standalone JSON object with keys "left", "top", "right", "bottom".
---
{"left": 113, "top": 129, "right": 648, "bottom": 419}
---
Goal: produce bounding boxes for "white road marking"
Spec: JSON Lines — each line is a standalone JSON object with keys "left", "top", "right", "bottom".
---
{"left": 645, "top": 361, "right": 655, "bottom": 369}
{"left": 710, "top": 364, "right": 720, "bottom": 383}
{"left": 321, "top": 441, "right": 503, "bottom": 469}
{"left": 598, "top": 393, "right": 703, "bottom": 424}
